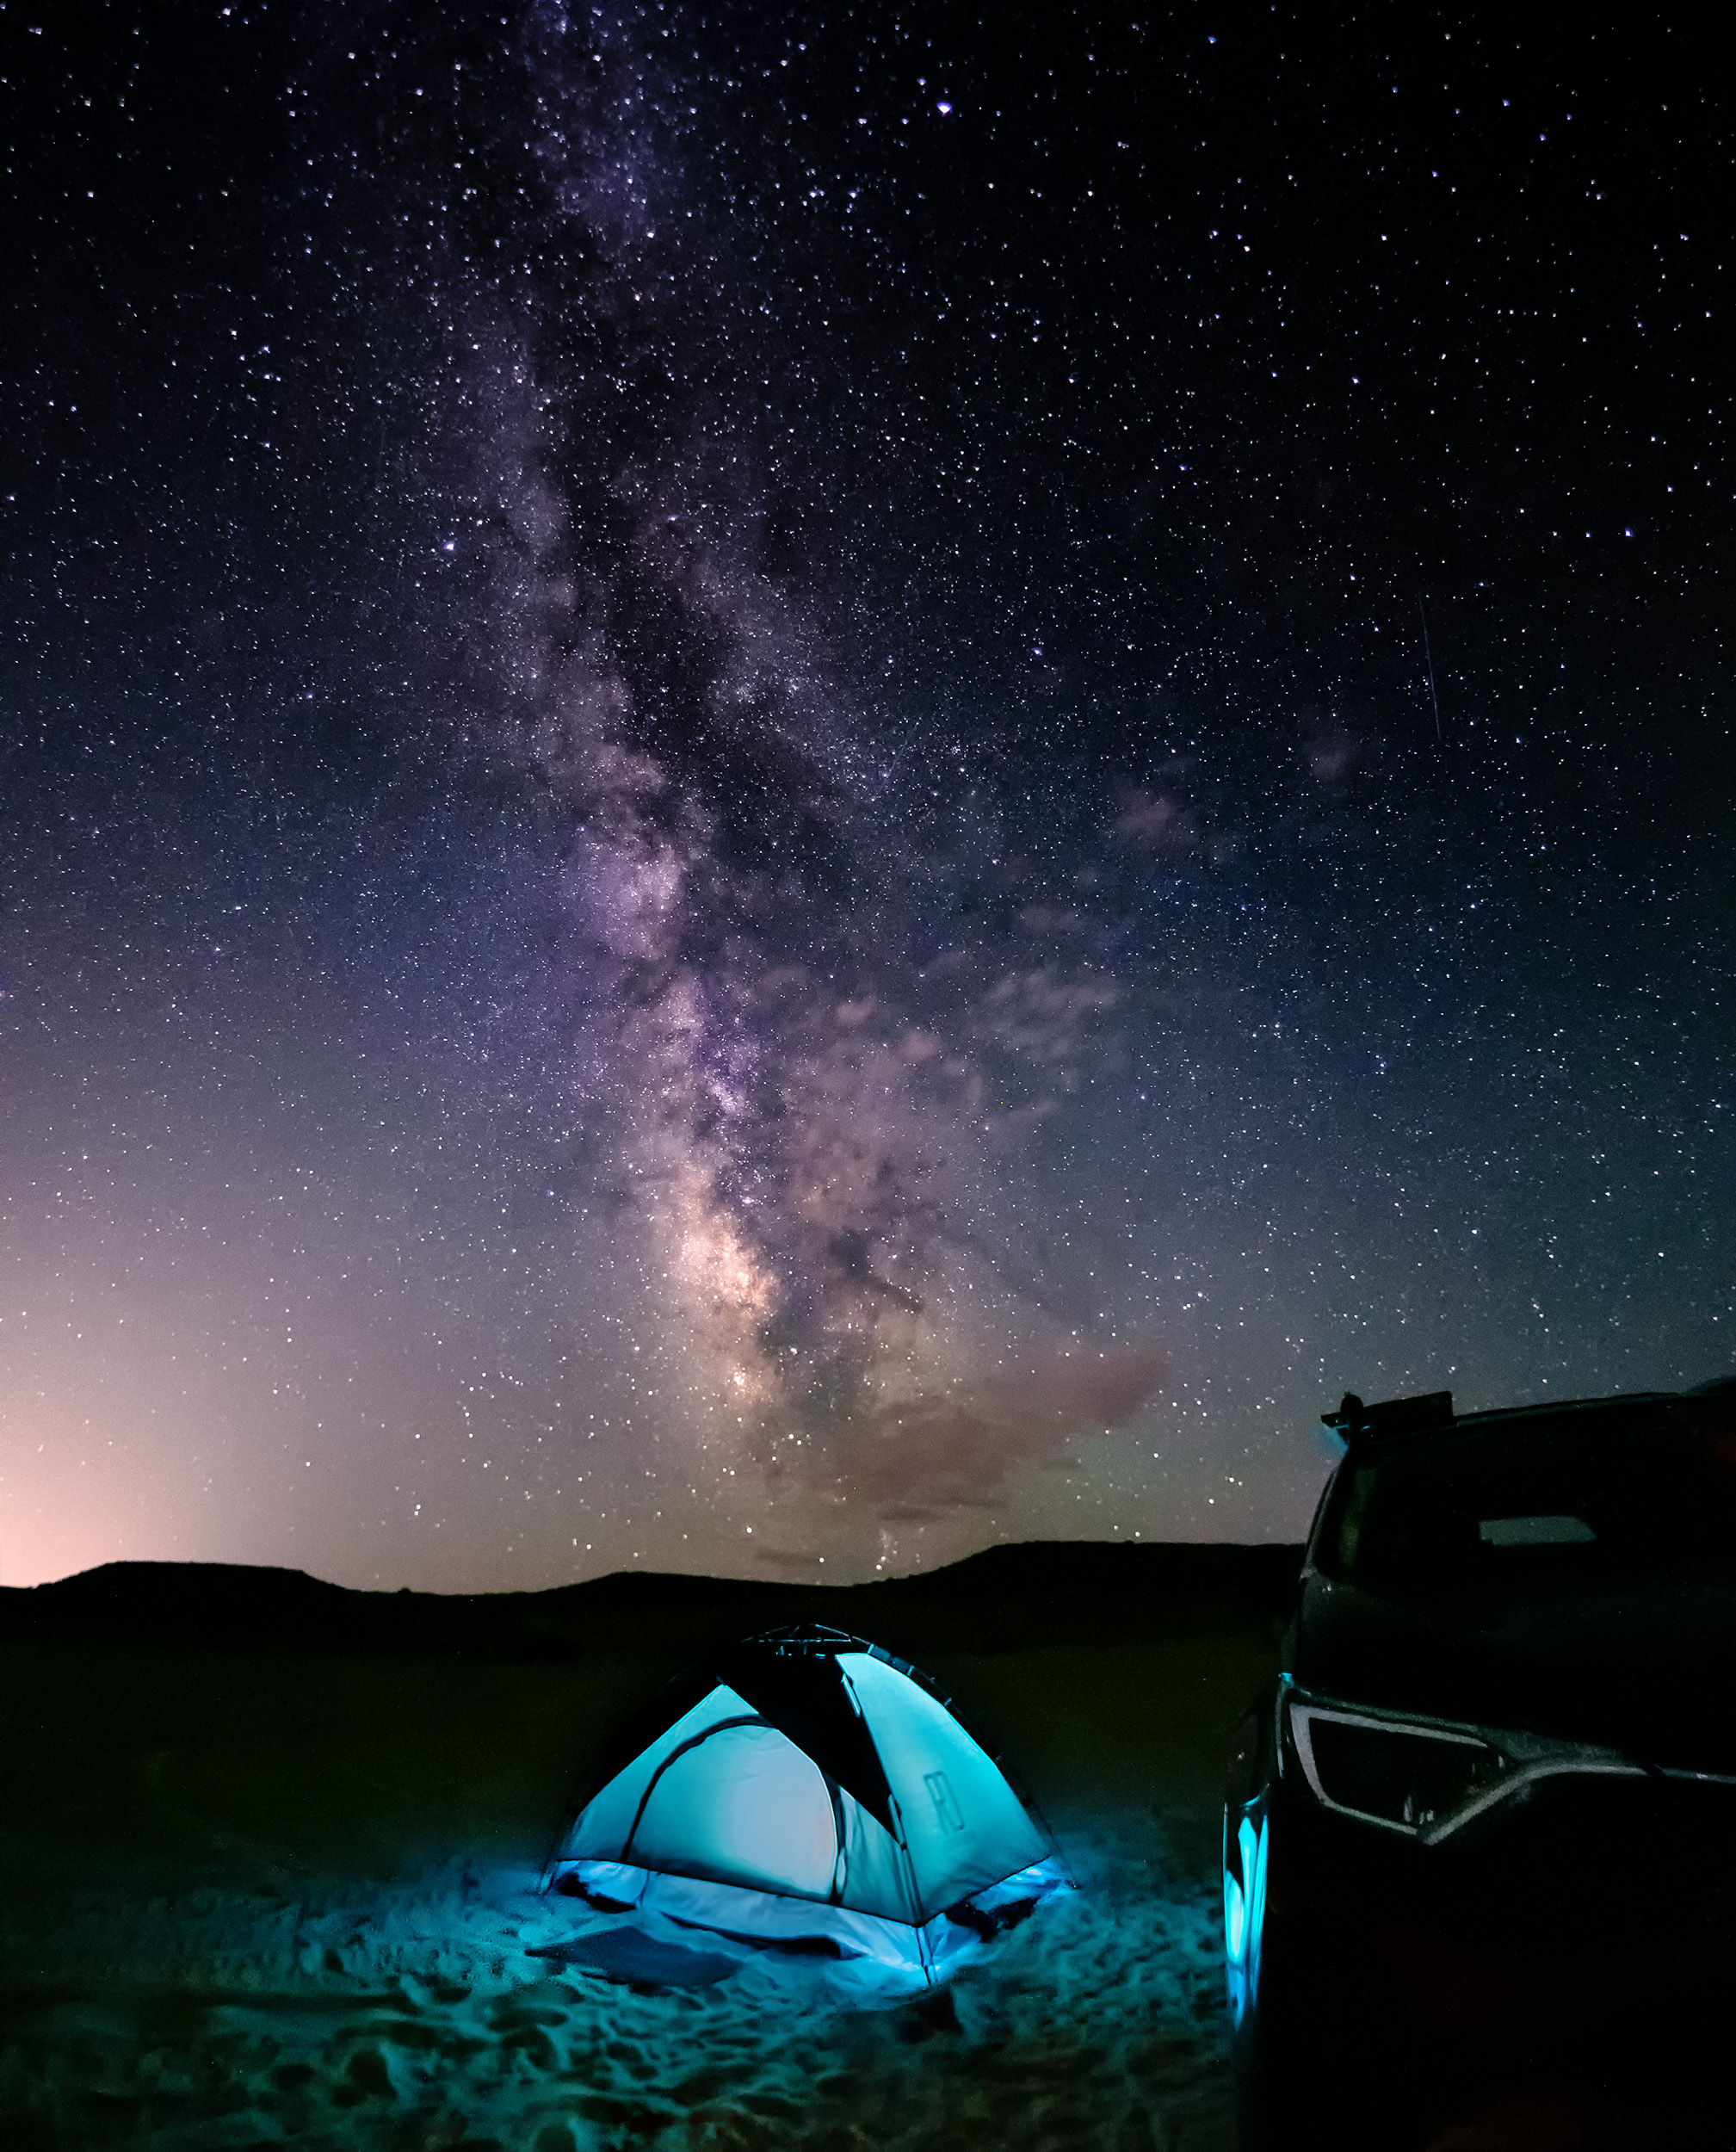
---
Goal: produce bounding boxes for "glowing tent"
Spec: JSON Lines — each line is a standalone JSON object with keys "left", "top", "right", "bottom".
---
{"left": 541, "top": 1625, "right": 1067, "bottom": 1991}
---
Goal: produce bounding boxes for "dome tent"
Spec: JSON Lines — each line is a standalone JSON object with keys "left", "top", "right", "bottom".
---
{"left": 540, "top": 1625, "right": 1068, "bottom": 1994}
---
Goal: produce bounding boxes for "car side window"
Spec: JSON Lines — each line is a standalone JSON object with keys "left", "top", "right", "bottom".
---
{"left": 1333, "top": 1463, "right": 1377, "bottom": 1575}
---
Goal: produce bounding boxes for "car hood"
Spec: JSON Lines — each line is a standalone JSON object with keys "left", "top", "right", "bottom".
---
{"left": 1292, "top": 1568, "right": 1736, "bottom": 1776}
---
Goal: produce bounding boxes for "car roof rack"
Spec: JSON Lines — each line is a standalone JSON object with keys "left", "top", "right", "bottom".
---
{"left": 1453, "top": 1389, "right": 1675, "bottom": 1425}
{"left": 1324, "top": 1382, "right": 1724, "bottom": 1440}
{"left": 1321, "top": 1389, "right": 1454, "bottom": 1439}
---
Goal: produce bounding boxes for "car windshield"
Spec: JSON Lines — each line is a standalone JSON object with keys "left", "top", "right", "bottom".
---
{"left": 1321, "top": 1395, "right": 1736, "bottom": 1592}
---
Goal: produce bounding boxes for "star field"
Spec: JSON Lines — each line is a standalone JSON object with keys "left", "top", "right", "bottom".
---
{"left": 0, "top": 3, "right": 1728, "bottom": 1589}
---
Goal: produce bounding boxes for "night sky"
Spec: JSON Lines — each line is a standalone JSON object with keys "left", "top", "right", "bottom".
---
{"left": 2, "top": 3, "right": 1728, "bottom": 1592}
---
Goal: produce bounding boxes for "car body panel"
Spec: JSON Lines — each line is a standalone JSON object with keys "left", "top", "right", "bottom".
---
{"left": 1291, "top": 1568, "right": 1736, "bottom": 1774}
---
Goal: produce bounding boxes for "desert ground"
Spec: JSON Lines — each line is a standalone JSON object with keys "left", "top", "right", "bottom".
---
{"left": 0, "top": 1544, "right": 1290, "bottom": 2152}
{"left": 8, "top": 1543, "right": 1715, "bottom": 2152}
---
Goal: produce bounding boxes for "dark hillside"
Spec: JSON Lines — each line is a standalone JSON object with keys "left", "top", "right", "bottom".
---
{"left": 0, "top": 1540, "right": 1303, "bottom": 1662}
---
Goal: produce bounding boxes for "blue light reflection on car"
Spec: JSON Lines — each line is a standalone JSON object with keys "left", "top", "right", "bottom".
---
{"left": 1223, "top": 1797, "right": 1269, "bottom": 2029}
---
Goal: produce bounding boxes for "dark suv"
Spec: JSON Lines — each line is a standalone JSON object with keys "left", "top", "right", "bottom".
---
{"left": 1224, "top": 1379, "right": 1736, "bottom": 2149}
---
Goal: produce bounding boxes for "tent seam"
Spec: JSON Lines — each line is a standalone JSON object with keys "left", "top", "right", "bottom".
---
{"left": 618, "top": 1714, "right": 771, "bottom": 1865}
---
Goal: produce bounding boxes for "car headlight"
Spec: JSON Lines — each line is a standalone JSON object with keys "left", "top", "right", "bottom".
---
{"left": 1283, "top": 1689, "right": 1657, "bottom": 1843}
{"left": 1288, "top": 1700, "right": 1506, "bottom": 1835}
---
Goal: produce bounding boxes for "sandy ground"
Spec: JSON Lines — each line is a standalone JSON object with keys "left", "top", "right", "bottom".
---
{"left": 0, "top": 1629, "right": 1264, "bottom": 2150}
{"left": 0, "top": 1822, "right": 1229, "bottom": 2151}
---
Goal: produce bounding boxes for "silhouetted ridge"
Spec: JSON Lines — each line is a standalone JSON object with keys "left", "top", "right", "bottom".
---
{"left": 0, "top": 1540, "right": 1303, "bottom": 1659}
{"left": 35, "top": 1560, "right": 352, "bottom": 1617}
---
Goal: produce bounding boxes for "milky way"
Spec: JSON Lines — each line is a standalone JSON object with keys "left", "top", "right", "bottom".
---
{"left": 433, "top": 5, "right": 1180, "bottom": 1563}
{"left": 0, "top": 3, "right": 1728, "bottom": 1586}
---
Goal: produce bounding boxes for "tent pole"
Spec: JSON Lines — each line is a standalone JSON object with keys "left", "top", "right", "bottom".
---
{"left": 883, "top": 1782, "right": 930, "bottom": 1985}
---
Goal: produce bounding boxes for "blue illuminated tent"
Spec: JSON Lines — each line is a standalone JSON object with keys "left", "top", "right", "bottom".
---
{"left": 541, "top": 1625, "right": 1067, "bottom": 1992}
